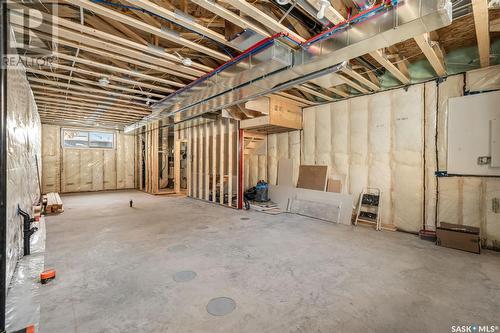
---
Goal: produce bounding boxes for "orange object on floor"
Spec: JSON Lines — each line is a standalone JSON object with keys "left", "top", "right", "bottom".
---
{"left": 40, "top": 269, "right": 56, "bottom": 284}
{"left": 12, "top": 324, "right": 35, "bottom": 333}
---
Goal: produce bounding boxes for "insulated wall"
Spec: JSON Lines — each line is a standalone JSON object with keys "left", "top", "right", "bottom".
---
{"left": 41, "top": 125, "right": 135, "bottom": 193}
{"left": 301, "top": 85, "right": 425, "bottom": 232}
{"left": 6, "top": 39, "right": 42, "bottom": 288}
{"left": 253, "top": 66, "right": 500, "bottom": 248}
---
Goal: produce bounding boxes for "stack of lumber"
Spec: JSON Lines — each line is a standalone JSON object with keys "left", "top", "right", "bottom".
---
{"left": 44, "top": 192, "right": 63, "bottom": 214}
{"left": 249, "top": 201, "right": 283, "bottom": 215}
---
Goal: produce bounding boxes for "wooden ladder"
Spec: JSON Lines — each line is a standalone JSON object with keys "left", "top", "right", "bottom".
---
{"left": 354, "top": 188, "right": 382, "bottom": 231}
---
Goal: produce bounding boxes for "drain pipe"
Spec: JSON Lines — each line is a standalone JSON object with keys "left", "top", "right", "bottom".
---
{"left": 0, "top": 1, "right": 8, "bottom": 331}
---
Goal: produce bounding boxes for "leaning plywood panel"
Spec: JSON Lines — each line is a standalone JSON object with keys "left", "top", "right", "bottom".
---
{"left": 392, "top": 85, "right": 424, "bottom": 232}
{"left": 41, "top": 124, "right": 60, "bottom": 193}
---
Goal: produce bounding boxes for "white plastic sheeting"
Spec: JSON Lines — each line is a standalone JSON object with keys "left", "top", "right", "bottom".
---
{"left": 6, "top": 29, "right": 42, "bottom": 289}
{"left": 41, "top": 125, "right": 135, "bottom": 193}
{"left": 465, "top": 64, "right": 500, "bottom": 92}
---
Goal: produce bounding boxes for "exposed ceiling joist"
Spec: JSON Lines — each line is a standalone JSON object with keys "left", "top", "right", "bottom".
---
{"left": 23, "top": 58, "right": 174, "bottom": 93}
{"left": 131, "top": 0, "right": 229, "bottom": 45}
{"left": 300, "top": 84, "right": 335, "bottom": 101}
{"left": 10, "top": 7, "right": 209, "bottom": 75}
{"left": 472, "top": 0, "right": 490, "bottom": 67}
{"left": 30, "top": 85, "right": 149, "bottom": 108}
{"left": 191, "top": 0, "right": 269, "bottom": 37}
{"left": 222, "top": 0, "right": 305, "bottom": 41}
{"left": 34, "top": 96, "right": 149, "bottom": 115}
{"left": 26, "top": 68, "right": 166, "bottom": 98}
{"left": 414, "top": 33, "right": 446, "bottom": 76}
{"left": 369, "top": 49, "right": 410, "bottom": 85}
{"left": 340, "top": 66, "right": 380, "bottom": 91}
{"left": 34, "top": 91, "right": 150, "bottom": 112}
{"left": 28, "top": 77, "right": 158, "bottom": 103}
{"left": 66, "top": 0, "right": 231, "bottom": 61}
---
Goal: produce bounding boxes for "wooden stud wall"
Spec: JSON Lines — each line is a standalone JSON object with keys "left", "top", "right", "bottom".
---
{"left": 187, "top": 118, "right": 237, "bottom": 207}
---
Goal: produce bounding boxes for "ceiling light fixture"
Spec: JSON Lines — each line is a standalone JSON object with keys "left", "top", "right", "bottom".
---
{"left": 98, "top": 77, "right": 110, "bottom": 86}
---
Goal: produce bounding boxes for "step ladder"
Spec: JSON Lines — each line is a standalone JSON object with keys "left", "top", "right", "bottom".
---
{"left": 354, "top": 188, "right": 382, "bottom": 231}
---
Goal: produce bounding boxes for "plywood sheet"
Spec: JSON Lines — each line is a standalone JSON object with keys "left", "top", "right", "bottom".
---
{"left": 296, "top": 165, "right": 328, "bottom": 191}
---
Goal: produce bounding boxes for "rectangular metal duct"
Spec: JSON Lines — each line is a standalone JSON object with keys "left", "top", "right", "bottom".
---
{"left": 125, "top": 0, "right": 452, "bottom": 133}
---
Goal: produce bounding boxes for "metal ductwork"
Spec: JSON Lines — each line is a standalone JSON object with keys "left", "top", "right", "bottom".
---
{"left": 125, "top": 0, "right": 452, "bottom": 133}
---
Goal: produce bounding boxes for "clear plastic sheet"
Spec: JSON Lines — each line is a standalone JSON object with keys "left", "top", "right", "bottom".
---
{"left": 6, "top": 28, "right": 42, "bottom": 289}
{"left": 5, "top": 217, "right": 46, "bottom": 332}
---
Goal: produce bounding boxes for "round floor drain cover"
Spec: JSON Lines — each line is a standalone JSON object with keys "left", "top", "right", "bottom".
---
{"left": 206, "top": 297, "right": 236, "bottom": 316}
{"left": 168, "top": 244, "right": 188, "bottom": 252}
{"left": 173, "top": 270, "right": 197, "bottom": 282}
{"left": 240, "top": 217, "right": 250, "bottom": 221}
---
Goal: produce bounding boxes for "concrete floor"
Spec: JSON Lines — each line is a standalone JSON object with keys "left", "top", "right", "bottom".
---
{"left": 40, "top": 190, "right": 500, "bottom": 333}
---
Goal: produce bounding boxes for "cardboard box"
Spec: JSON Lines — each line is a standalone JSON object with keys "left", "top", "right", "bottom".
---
{"left": 436, "top": 222, "right": 481, "bottom": 254}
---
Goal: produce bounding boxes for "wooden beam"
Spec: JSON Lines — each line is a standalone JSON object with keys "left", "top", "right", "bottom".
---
{"left": 222, "top": 0, "right": 305, "bottom": 42}
{"left": 192, "top": 125, "right": 198, "bottom": 198}
{"left": 212, "top": 121, "right": 217, "bottom": 203}
{"left": 219, "top": 118, "right": 225, "bottom": 205}
{"left": 204, "top": 123, "right": 210, "bottom": 201}
{"left": 38, "top": 108, "right": 137, "bottom": 123}
{"left": 369, "top": 49, "right": 410, "bottom": 84}
{"left": 36, "top": 103, "right": 142, "bottom": 119}
{"left": 227, "top": 120, "right": 233, "bottom": 207}
{"left": 472, "top": 0, "right": 490, "bottom": 67}
{"left": 300, "top": 84, "right": 335, "bottom": 101}
{"left": 65, "top": 0, "right": 231, "bottom": 61}
{"left": 274, "top": 92, "right": 316, "bottom": 106}
{"left": 30, "top": 85, "right": 149, "bottom": 108}
{"left": 23, "top": 57, "right": 175, "bottom": 93}
{"left": 27, "top": 77, "right": 157, "bottom": 102}
{"left": 33, "top": 90, "right": 149, "bottom": 112}
{"left": 340, "top": 66, "right": 380, "bottom": 91}
{"left": 34, "top": 96, "right": 149, "bottom": 115}
{"left": 118, "top": 0, "right": 162, "bottom": 28}
{"left": 198, "top": 125, "right": 203, "bottom": 199}
{"left": 10, "top": 8, "right": 209, "bottom": 75}
{"left": 132, "top": 0, "right": 229, "bottom": 46}
{"left": 414, "top": 33, "right": 446, "bottom": 76}
{"left": 26, "top": 67, "right": 166, "bottom": 98}
{"left": 99, "top": 15, "right": 149, "bottom": 45}
{"left": 191, "top": 0, "right": 269, "bottom": 37}
{"left": 491, "top": 17, "right": 500, "bottom": 32}
{"left": 11, "top": 25, "right": 198, "bottom": 81}
{"left": 51, "top": 51, "right": 185, "bottom": 88}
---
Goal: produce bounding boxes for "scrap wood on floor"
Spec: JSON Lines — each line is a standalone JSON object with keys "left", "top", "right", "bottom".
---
{"left": 249, "top": 201, "right": 283, "bottom": 215}
{"left": 43, "top": 192, "right": 64, "bottom": 214}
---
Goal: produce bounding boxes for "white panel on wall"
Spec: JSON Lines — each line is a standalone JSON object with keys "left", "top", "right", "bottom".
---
{"left": 447, "top": 91, "right": 500, "bottom": 176}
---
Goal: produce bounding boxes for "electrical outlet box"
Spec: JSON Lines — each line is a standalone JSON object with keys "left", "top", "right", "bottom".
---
{"left": 447, "top": 91, "right": 500, "bottom": 176}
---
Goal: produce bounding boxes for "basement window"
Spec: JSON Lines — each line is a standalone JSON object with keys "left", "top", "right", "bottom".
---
{"left": 62, "top": 129, "right": 115, "bottom": 149}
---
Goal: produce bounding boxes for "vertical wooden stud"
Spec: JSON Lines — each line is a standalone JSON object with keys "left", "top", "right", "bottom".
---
{"left": 174, "top": 127, "right": 181, "bottom": 193}
{"left": 204, "top": 123, "right": 210, "bottom": 201}
{"left": 219, "top": 118, "right": 225, "bottom": 205}
{"left": 187, "top": 126, "right": 192, "bottom": 197}
{"left": 193, "top": 125, "right": 198, "bottom": 198}
{"left": 212, "top": 121, "right": 217, "bottom": 203}
{"left": 198, "top": 125, "right": 203, "bottom": 199}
